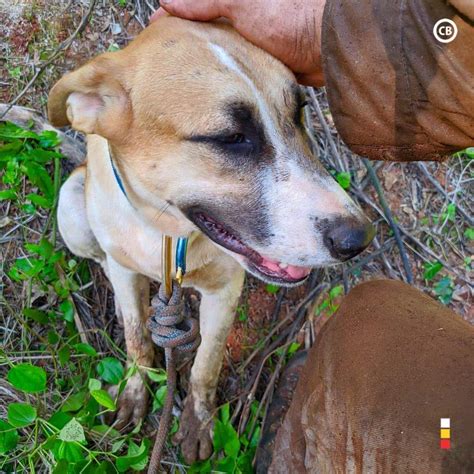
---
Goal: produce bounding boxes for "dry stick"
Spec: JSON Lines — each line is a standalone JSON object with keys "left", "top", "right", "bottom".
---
{"left": 232, "top": 281, "right": 327, "bottom": 430}
{"left": 235, "top": 238, "right": 396, "bottom": 427}
{"left": 372, "top": 235, "right": 398, "bottom": 278}
{"left": 417, "top": 163, "right": 474, "bottom": 226}
{"left": 247, "top": 307, "right": 308, "bottom": 443}
{"left": 362, "top": 159, "right": 414, "bottom": 284}
{"left": 355, "top": 189, "right": 471, "bottom": 285}
{"left": 306, "top": 87, "right": 346, "bottom": 172}
{"left": 0, "top": 0, "right": 98, "bottom": 120}
{"left": 237, "top": 282, "right": 326, "bottom": 375}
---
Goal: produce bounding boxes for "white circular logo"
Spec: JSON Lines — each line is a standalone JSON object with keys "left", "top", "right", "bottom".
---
{"left": 433, "top": 18, "right": 458, "bottom": 43}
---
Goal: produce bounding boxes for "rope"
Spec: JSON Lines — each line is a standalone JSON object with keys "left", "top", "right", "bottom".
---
{"left": 147, "top": 281, "right": 201, "bottom": 473}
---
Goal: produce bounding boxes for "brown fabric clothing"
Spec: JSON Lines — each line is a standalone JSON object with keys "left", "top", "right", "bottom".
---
{"left": 322, "top": 0, "right": 474, "bottom": 161}
{"left": 265, "top": 280, "right": 474, "bottom": 473}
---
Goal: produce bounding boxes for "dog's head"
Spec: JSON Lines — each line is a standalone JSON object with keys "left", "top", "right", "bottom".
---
{"left": 49, "top": 17, "right": 374, "bottom": 286}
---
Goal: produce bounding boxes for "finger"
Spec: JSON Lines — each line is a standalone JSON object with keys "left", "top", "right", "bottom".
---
{"left": 159, "top": 0, "right": 232, "bottom": 21}
{"left": 149, "top": 8, "right": 169, "bottom": 23}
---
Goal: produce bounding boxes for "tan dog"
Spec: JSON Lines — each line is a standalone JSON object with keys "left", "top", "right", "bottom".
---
{"left": 48, "top": 17, "right": 374, "bottom": 463}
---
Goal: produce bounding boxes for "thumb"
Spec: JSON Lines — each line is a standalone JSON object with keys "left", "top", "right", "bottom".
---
{"left": 158, "top": 0, "right": 231, "bottom": 21}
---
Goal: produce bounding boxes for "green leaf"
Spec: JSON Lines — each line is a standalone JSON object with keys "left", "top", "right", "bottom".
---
{"left": 147, "top": 368, "right": 167, "bottom": 383}
{"left": 60, "top": 300, "right": 74, "bottom": 323}
{"left": 7, "top": 363, "right": 47, "bottom": 393}
{"left": 25, "top": 192, "right": 52, "bottom": 209}
{"left": 0, "top": 121, "right": 39, "bottom": 140}
{"left": 265, "top": 284, "right": 280, "bottom": 294}
{"left": 152, "top": 385, "right": 168, "bottom": 412}
{"left": 0, "top": 189, "right": 16, "bottom": 201}
{"left": 38, "top": 130, "right": 62, "bottom": 148}
{"left": 220, "top": 403, "right": 230, "bottom": 424}
{"left": 115, "top": 440, "right": 149, "bottom": 472}
{"left": 214, "top": 456, "right": 237, "bottom": 473}
{"left": 188, "top": 459, "right": 212, "bottom": 474}
{"left": 58, "top": 418, "right": 86, "bottom": 443}
{"left": 91, "top": 390, "right": 116, "bottom": 411}
{"left": 48, "top": 411, "right": 73, "bottom": 432}
{"left": 434, "top": 276, "right": 454, "bottom": 305}
{"left": 23, "top": 307, "right": 49, "bottom": 324}
{"left": 88, "top": 378, "right": 102, "bottom": 392}
{"left": 0, "top": 420, "right": 18, "bottom": 454}
{"left": 464, "top": 227, "right": 474, "bottom": 240}
{"left": 329, "top": 284, "right": 344, "bottom": 299}
{"left": 62, "top": 391, "right": 87, "bottom": 413}
{"left": 213, "top": 419, "right": 240, "bottom": 458}
{"left": 423, "top": 261, "right": 443, "bottom": 281}
{"left": 23, "top": 161, "right": 54, "bottom": 200}
{"left": 74, "top": 343, "right": 98, "bottom": 357}
{"left": 96, "top": 357, "right": 124, "bottom": 385}
{"left": 237, "top": 449, "right": 256, "bottom": 473}
{"left": 287, "top": 342, "right": 301, "bottom": 357}
{"left": 442, "top": 202, "right": 456, "bottom": 222}
{"left": 53, "top": 440, "right": 84, "bottom": 462}
{"left": 464, "top": 147, "right": 474, "bottom": 159}
{"left": 58, "top": 345, "right": 71, "bottom": 365}
{"left": 7, "top": 403, "right": 37, "bottom": 428}
{"left": 336, "top": 171, "right": 351, "bottom": 190}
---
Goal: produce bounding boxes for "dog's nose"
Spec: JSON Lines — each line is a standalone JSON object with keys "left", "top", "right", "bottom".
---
{"left": 324, "top": 218, "right": 375, "bottom": 261}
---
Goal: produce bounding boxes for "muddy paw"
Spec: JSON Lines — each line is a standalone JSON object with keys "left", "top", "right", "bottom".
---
{"left": 173, "top": 394, "right": 213, "bottom": 463}
{"left": 106, "top": 373, "right": 149, "bottom": 430}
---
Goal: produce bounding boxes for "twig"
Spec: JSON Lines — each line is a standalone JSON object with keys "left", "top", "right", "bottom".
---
{"left": 306, "top": 87, "right": 346, "bottom": 172}
{"left": 417, "top": 163, "right": 473, "bottom": 226}
{"left": 362, "top": 159, "right": 414, "bottom": 284}
{"left": 0, "top": 0, "right": 98, "bottom": 120}
{"left": 356, "top": 189, "right": 471, "bottom": 285}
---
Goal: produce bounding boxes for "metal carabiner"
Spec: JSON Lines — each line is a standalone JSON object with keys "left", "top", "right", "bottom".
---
{"left": 161, "top": 235, "right": 189, "bottom": 298}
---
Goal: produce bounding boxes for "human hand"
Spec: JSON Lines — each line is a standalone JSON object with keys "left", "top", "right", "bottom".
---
{"left": 150, "top": 0, "right": 326, "bottom": 87}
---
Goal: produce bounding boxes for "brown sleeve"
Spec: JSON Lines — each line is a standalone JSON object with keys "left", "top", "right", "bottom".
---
{"left": 321, "top": 0, "right": 474, "bottom": 161}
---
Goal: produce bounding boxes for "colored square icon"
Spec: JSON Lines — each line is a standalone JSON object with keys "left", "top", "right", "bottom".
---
{"left": 440, "top": 418, "right": 450, "bottom": 428}
{"left": 440, "top": 429, "right": 450, "bottom": 439}
{"left": 440, "top": 439, "right": 451, "bottom": 450}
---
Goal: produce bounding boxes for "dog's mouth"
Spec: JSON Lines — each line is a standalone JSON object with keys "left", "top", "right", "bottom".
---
{"left": 190, "top": 211, "right": 311, "bottom": 285}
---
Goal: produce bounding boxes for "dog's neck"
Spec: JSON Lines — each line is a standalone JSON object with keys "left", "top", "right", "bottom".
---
{"left": 103, "top": 139, "right": 196, "bottom": 239}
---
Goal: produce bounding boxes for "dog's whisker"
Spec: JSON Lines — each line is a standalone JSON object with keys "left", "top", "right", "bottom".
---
{"left": 154, "top": 202, "right": 171, "bottom": 223}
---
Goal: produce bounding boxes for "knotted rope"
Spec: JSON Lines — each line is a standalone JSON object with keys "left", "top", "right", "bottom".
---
{"left": 147, "top": 281, "right": 200, "bottom": 473}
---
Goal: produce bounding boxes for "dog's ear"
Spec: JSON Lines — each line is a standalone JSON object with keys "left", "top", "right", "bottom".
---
{"left": 48, "top": 53, "right": 130, "bottom": 139}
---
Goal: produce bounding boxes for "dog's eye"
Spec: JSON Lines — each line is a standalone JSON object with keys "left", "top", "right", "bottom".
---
{"left": 221, "top": 133, "right": 250, "bottom": 145}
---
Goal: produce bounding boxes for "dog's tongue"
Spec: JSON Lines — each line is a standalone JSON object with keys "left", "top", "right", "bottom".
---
{"left": 260, "top": 255, "right": 311, "bottom": 279}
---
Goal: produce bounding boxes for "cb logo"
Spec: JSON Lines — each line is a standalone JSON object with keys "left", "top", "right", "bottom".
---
{"left": 433, "top": 18, "right": 458, "bottom": 43}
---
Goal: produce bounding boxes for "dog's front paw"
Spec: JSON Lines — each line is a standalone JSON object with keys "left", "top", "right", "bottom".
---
{"left": 107, "top": 373, "right": 149, "bottom": 430}
{"left": 173, "top": 394, "right": 213, "bottom": 463}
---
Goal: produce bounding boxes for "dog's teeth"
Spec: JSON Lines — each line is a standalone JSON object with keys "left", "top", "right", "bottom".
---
{"left": 279, "top": 263, "right": 288, "bottom": 269}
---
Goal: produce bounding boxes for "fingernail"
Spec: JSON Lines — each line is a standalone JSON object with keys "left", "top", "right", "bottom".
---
{"left": 161, "top": 0, "right": 172, "bottom": 4}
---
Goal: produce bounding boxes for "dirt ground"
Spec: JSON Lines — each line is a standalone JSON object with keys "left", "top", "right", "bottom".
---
{"left": 0, "top": 0, "right": 472, "bottom": 471}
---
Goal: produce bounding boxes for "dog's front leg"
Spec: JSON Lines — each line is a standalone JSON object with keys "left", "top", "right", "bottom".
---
{"left": 105, "top": 257, "right": 154, "bottom": 430}
{"left": 174, "top": 269, "right": 245, "bottom": 463}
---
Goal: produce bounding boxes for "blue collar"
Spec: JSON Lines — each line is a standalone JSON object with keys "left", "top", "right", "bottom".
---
{"left": 108, "top": 145, "right": 188, "bottom": 280}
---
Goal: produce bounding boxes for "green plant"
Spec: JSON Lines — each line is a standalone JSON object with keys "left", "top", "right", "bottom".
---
{"left": 0, "top": 122, "right": 161, "bottom": 471}
{"left": 189, "top": 402, "right": 261, "bottom": 473}
{"left": 434, "top": 276, "right": 455, "bottom": 305}
{"left": 236, "top": 305, "right": 248, "bottom": 322}
{"left": 315, "top": 285, "right": 344, "bottom": 317}
{"left": 423, "top": 261, "right": 443, "bottom": 281}
{"left": 265, "top": 284, "right": 279, "bottom": 295}
{"left": 335, "top": 171, "right": 351, "bottom": 190}
{"left": 464, "top": 227, "right": 474, "bottom": 240}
